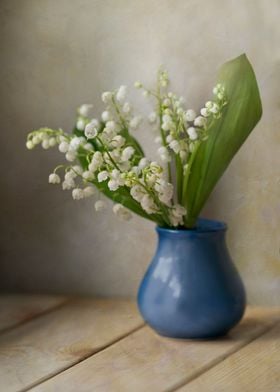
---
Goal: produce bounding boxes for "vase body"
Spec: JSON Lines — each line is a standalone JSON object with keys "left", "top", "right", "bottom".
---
{"left": 137, "top": 219, "right": 246, "bottom": 339}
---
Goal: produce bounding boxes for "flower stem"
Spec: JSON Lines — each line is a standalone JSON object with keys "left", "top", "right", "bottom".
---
{"left": 96, "top": 136, "right": 120, "bottom": 171}
{"left": 157, "top": 97, "right": 172, "bottom": 183}
{"left": 182, "top": 141, "right": 201, "bottom": 202}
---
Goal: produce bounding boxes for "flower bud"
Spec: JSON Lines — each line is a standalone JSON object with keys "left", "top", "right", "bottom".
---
{"left": 26, "top": 140, "right": 34, "bottom": 150}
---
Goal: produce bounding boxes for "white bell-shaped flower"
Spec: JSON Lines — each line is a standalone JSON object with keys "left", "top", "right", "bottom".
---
{"left": 72, "top": 188, "right": 84, "bottom": 200}
{"left": 95, "top": 200, "right": 107, "bottom": 211}
{"left": 85, "top": 120, "right": 98, "bottom": 139}
{"left": 184, "top": 109, "right": 196, "bottom": 122}
{"left": 113, "top": 203, "right": 132, "bottom": 221}
{"left": 78, "top": 104, "right": 93, "bottom": 117}
{"left": 116, "top": 85, "right": 127, "bottom": 103}
{"left": 48, "top": 173, "right": 60, "bottom": 184}
{"left": 187, "top": 127, "right": 198, "bottom": 141}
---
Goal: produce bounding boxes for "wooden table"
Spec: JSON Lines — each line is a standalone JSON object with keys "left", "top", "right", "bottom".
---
{"left": 0, "top": 295, "right": 279, "bottom": 392}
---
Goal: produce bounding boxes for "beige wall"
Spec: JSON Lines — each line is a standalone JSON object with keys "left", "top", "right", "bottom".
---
{"left": 0, "top": 0, "right": 279, "bottom": 304}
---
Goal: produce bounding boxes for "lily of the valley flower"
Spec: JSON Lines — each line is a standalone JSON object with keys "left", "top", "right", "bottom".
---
{"left": 95, "top": 200, "right": 107, "bottom": 211}
{"left": 85, "top": 120, "right": 99, "bottom": 139}
{"left": 26, "top": 75, "right": 228, "bottom": 228}
{"left": 78, "top": 104, "right": 93, "bottom": 117}
{"left": 49, "top": 173, "right": 61, "bottom": 184}
{"left": 113, "top": 203, "right": 132, "bottom": 221}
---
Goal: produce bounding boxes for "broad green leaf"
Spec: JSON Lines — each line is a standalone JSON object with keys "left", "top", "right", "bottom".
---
{"left": 183, "top": 54, "right": 262, "bottom": 227}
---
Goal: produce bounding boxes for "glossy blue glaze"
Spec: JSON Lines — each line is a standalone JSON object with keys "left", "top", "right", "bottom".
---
{"left": 137, "top": 218, "right": 246, "bottom": 339}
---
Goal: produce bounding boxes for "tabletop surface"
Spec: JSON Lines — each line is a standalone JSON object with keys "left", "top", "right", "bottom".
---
{"left": 0, "top": 295, "right": 279, "bottom": 392}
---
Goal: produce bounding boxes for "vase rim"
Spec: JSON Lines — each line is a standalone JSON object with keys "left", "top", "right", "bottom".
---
{"left": 157, "top": 218, "right": 227, "bottom": 234}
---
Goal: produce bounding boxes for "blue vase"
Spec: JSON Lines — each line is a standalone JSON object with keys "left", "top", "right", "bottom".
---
{"left": 137, "top": 218, "right": 246, "bottom": 339}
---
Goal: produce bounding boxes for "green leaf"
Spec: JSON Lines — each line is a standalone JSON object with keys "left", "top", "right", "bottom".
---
{"left": 183, "top": 54, "right": 262, "bottom": 227}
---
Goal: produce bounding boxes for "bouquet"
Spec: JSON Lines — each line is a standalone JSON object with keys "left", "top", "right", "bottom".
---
{"left": 26, "top": 54, "right": 262, "bottom": 229}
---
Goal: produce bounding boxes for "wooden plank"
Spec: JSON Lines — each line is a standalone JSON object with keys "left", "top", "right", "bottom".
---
{"left": 0, "top": 294, "right": 67, "bottom": 333}
{"left": 0, "top": 299, "right": 143, "bottom": 392}
{"left": 32, "top": 307, "right": 280, "bottom": 392}
{"left": 177, "top": 321, "right": 280, "bottom": 392}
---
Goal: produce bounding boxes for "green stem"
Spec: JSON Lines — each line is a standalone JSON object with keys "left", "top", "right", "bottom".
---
{"left": 112, "top": 96, "right": 128, "bottom": 130}
{"left": 96, "top": 136, "right": 120, "bottom": 171}
{"left": 28, "top": 128, "right": 66, "bottom": 140}
{"left": 182, "top": 141, "right": 202, "bottom": 202}
{"left": 181, "top": 116, "right": 216, "bottom": 208}
{"left": 53, "top": 164, "right": 66, "bottom": 173}
{"left": 157, "top": 97, "right": 172, "bottom": 183}
{"left": 170, "top": 98, "right": 185, "bottom": 204}
{"left": 112, "top": 96, "right": 145, "bottom": 157}
{"left": 134, "top": 179, "right": 171, "bottom": 226}
{"left": 97, "top": 137, "right": 166, "bottom": 226}
{"left": 175, "top": 155, "right": 183, "bottom": 204}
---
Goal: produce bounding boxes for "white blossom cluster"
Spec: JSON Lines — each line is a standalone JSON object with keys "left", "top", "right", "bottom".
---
{"left": 135, "top": 71, "right": 227, "bottom": 170}
{"left": 26, "top": 71, "right": 227, "bottom": 228}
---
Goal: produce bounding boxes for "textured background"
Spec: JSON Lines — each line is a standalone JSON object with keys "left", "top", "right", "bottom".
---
{"left": 0, "top": 0, "right": 279, "bottom": 304}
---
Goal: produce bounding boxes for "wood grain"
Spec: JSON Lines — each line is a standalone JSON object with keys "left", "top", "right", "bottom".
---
{"left": 177, "top": 321, "right": 280, "bottom": 392}
{"left": 0, "top": 299, "right": 143, "bottom": 392}
{"left": 32, "top": 307, "right": 280, "bottom": 392}
{"left": 0, "top": 294, "right": 66, "bottom": 333}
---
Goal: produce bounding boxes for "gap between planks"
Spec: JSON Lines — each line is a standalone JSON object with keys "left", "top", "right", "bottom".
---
{"left": 0, "top": 298, "right": 144, "bottom": 392}
{"left": 25, "top": 307, "right": 280, "bottom": 392}
{"left": 21, "top": 323, "right": 145, "bottom": 392}
{"left": 0, "top": 295, "right": 70, "bottom": 336}
{"left": 169, "top": 318, "right": 280, "bottom": 392}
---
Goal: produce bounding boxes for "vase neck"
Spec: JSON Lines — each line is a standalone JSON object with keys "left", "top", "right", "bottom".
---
{"left": 156, "top": 218, "right": 227, "bottom": 241}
